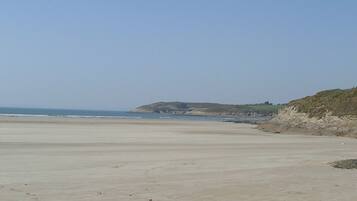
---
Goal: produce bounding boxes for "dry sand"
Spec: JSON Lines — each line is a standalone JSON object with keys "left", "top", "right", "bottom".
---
{"left": 1, "top": 117, "right": 357, "bottom": 201}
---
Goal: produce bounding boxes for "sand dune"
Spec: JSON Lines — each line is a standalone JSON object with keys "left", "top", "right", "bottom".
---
{"left": 1, "top": 117, "right": 357, "bottom": 201}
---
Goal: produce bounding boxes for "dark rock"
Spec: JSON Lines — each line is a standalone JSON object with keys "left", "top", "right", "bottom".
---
{"left": 330, "top": 159, "right": 357, "bottom": 169}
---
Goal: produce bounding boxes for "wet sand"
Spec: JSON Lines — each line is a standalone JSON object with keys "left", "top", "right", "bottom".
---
{"left": 1, "top": 117, "right": 357, "bottom": 201}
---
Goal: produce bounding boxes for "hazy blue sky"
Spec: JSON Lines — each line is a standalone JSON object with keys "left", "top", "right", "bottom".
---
{"left": 0, "top": 1, "right": 356, "bottom": 110}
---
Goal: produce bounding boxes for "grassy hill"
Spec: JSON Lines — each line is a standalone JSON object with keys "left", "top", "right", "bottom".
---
{"left": 289, "top": 88, "right": 357, "bottom": 118}
{"left": 135, "top": 102, "right": 282, "bottom": 116}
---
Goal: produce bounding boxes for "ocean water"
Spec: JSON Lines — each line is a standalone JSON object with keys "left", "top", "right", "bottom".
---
{"left": 0, "top": 107, "right": 273, "bottom": 123}
{"left": 0, "top": 107, "right": 237, "bottom": 121}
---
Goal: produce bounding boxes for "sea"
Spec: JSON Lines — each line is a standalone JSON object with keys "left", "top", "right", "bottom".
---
{"left": 0, "top": 107, "right": 270, "bottom": 123}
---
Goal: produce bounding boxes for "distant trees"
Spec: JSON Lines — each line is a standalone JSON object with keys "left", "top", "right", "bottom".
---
{"left": 264, "top": 101, "right": 273, "bottom": 105}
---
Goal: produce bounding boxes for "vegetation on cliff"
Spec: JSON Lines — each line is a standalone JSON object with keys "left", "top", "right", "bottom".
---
{"left": 289, "top": 88, "right": 357, "bottom": 118}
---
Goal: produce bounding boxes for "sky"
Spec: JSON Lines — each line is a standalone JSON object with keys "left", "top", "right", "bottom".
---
{"left": 0, "top": 0, "right": 356, "bottom": 110}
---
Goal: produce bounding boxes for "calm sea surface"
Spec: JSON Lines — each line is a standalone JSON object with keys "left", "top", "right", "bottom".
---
{"left": 0, "top": 107, "right": 236, "bottom": 121}
{"left": 0, "top": 107, "right": 272, "bottom": 123}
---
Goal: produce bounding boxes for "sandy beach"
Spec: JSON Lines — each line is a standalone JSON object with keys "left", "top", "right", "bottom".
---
{"left": 1, "top": 117, "right": 357, "bottom": 201}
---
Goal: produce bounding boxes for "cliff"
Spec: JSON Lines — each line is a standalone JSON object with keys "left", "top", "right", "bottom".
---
{"left": 259, "top": 88, "right": 357, "bottom": 137}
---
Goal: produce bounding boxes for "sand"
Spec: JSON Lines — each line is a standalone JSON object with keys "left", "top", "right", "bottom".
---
{"left": 1, "top": 117, "right": 357, "bottom": 201}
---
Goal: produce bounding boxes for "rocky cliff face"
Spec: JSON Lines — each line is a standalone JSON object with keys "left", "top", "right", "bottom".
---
{"left": 259, "top": 88, "right": 357, "bottom": 137}
{"left": 259, "top": 106, "right": 357, "bottom": 137}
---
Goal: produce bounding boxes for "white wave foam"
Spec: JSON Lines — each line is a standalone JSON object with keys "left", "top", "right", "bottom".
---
{"left": 0, "top": 113, "right": 50, "bottom": 117}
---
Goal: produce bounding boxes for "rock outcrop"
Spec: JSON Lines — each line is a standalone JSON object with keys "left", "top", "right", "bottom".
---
{"left": 259, "top": 106, "right": 357, "bottom": 137}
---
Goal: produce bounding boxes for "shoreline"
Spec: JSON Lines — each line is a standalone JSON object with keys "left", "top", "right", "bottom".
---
{"left": 0, "top": 112, "right": 272, "bottom": 125}
{"left": 0, "top": 116, "right": 246, "bottom": 127}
